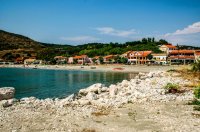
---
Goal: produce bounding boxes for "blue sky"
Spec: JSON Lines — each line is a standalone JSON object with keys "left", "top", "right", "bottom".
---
{"left": 0, "top": 0, "right": 200, "bottom": 46}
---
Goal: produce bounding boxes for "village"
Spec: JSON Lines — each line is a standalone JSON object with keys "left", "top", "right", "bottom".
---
{"left": 0, "top": 43, "right": 200, "bottom": 66}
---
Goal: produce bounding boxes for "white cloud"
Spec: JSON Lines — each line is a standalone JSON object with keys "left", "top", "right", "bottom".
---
{"left": 60, "top": 36, "right": 99, "bottom": 42}
{"left": 165, "top": 21, "right": 200, "bottom": 36}
{"left": 96, "top": 27, "right": 136, "bottom": 37}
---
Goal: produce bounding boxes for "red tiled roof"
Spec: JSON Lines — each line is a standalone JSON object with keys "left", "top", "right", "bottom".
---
{"left": 128, "top": 51, "right": 152, "bottom": 57}
{"left": 73, "top": 55, "right": 87, "bottom": 59}
{"left": 104, "top": 55, "right": 115, "bottom": 59}
{"left": 195, "top": 51, "right": 200, "bottom": 56}
{"left": 169, "top": 50, "right": 195, "bottom": 54}
{"left": 164, "top": 44, "right": 177, "bottom": 48}
{"left": 169, "top": 56, "right": 195, "bottom": 59}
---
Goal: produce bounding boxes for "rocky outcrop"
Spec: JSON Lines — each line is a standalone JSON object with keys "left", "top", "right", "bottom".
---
{"left": 0, "top": 87, "right": 15, "bottom": 101}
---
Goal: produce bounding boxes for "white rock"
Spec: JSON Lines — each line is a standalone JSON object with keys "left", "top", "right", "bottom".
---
{"left": 86, "top": 92, "right": 97, "bottom": 100}
{"left": 79, "top": 83, "right": 104, "bottom": 95}
{"left": 0, "top": 87, "right": 15, "bottom": 101}
{"left": 109, "top": 85, "right": 118, "bottom": 97}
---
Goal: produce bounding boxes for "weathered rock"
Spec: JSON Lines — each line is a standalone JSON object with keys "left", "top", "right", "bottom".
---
{"left": 0, "top": 98, "right": 15, "bottom": 107}
{"left": 20, "top": 97, "right": 36, "bottom": 104}
{"left": 79, "top": 83, "right": 104, "bottom": 95}
{"left": 86, "top": 92, "right": 97, "bottom": 100}
{"left": 109, "top": 85, "right": 118, "bottom": 97}
{"left": 0, "top": 87, "right": 15, "bottom": 101}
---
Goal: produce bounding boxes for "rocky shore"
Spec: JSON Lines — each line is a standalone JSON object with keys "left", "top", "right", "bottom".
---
{"left": 0, "top": 71, "right": 200, "bottom": 132}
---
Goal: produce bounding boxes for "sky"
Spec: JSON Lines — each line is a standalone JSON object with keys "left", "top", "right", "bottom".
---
{"left": 0, "top": 0, "right": 200, "bottom": 46}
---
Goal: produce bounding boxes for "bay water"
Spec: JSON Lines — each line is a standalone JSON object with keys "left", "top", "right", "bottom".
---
{"left": 0, "top": 68, "right": 137, "bottom": 99}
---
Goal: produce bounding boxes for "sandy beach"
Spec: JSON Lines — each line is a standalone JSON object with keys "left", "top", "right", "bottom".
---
{"left": 0, "top": 64, "right": 188, "bottom": 73}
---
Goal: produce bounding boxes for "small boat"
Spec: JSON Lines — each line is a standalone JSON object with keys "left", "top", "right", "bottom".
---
{"left": 113, "top": 68, "right": 124, "bottom": 71}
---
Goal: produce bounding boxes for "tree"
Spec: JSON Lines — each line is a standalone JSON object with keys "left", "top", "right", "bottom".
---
{"left": 142, "top": 38, "right": 148, "bottom": 44}
{"left": 191, "top": 59, "right": 200, "bottom": 72}
{"left": 158, "top": 39, "right": 168, "bottom": 44}
{"left": 98, "top": 56, "right": 104, "bottom": 64}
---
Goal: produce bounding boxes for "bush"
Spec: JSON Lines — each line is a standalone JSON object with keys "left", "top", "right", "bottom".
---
{"left": 164, "top": 83, "right": 180, "bottom": 93}
{"left": 191, "top": 59, "right": 200, "bottom": 72}
{"left": 194, "top": 85, "right": 200, "bottom": 99}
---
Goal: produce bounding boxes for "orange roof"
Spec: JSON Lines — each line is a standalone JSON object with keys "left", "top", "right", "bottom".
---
{"left": 195, "top": 50, "right": 200, "bottom": 56}
{"left": 128, "top": 51, "right": 152, "bottom": 57}
{"left": 160, "top": 44, "right": 176, "bottom": 49}
{"left": 169, "top": 56, "right": 195, "bottom": 59}
{"left": 73, "top": 55, "right": 87, "bottom": 59}
{"left": 104, "top": 55, "right": 115, "bottom": 59}
{"left": 93, "top": 56, "right": 100, "bottom": 59}
{"left": 169, "top": 50, "right": 195, "bottom": 54}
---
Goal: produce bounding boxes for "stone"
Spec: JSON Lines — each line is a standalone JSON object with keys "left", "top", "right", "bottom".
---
{"left": 86, "top": 92, "right": 97, "bottom": 100}
{"left": 0, "top": 87, "right": 15, "bottom": 101}
{"left": 20, "top": 97, "right": 36, "bottom": 104}
{"left": 1, "top": 99, "right": 15, "bottom": 107}
{"left": 109, "top": 85, "right": 118, "bottom": 97}
{"left": 79, "top": 83, "right": 104, "bottom": 95}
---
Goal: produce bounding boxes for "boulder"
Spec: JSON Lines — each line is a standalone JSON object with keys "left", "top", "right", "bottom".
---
{"left": 86, "top": 92, "right": 97, "bottom": 100}
{"left": 109, "top": 85, "right": 118, "bottom": 97}
{"left": 20, "top": 97, "right": 36, "bottom": 104}
{"left": 0, "top": 87, "right": 15, "bottom": 101}
{"left": 0, "top": 99, "right": 15, "bottom": 107}
{"left": 79, "top": 83, "right": 104, "bottom": 95}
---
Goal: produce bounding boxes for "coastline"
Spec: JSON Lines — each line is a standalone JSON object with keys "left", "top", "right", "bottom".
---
{"left": 0, "top": 70, "right": 199, "bottom": 131}
{"left": 0, "top": 64, "right": 188, "bottom": 73}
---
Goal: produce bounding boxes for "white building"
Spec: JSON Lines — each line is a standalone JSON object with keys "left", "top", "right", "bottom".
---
{"left": 152, "top": 53, "right": 167, "bottom": 65}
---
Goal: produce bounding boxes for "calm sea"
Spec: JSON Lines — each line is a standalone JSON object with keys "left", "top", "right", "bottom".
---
{"left": 0, "top": 68, "right": 137, "bottom": 99}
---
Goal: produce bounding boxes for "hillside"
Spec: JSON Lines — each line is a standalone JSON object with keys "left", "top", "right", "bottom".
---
{"left": 0, "top": 30, "right": 44, "bottom": 50}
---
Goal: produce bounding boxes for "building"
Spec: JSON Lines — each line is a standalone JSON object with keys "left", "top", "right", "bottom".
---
{"left": 159, "top": 44, "right": 176, "bottom": 53}
{"left": 68, "top": 57, "right": 74, "bottom": 64}
{"left": 73, "top": 55, "right": 90, "bottom": 64}
{"left": 54, "top": 56, "right": 68, "bottom": 64}
{"left": 120, "top": 51, "right": 132, "bottom": 58}
{"left": 127, "top": 51, "right": 152, "bottom": 64}
{"left": 168, "top": 50, "right": 195, "bottom": 64}
{"left": 24, "top": 59, "right": 36, "bottom": 65}
{"left": 103, "top": 55, "right": 115, "bottom": 63}
{"left": 195, "top": 50, "right": 200, "bottom": 61}
{"left": 152, "top": 53, "right": 167, "bottom": 65}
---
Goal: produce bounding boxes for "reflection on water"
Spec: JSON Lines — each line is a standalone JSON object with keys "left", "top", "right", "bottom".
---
{"left": 0, "top": 68, "right": 137, "bottom": 99}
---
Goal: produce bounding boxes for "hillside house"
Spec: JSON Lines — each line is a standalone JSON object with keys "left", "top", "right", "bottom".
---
{"left": 168, "top": 50, "right": 195, "bottom": 64}
{"left": 24, "top": 59, "right": 36, "bottom": 65}
{"left": 73, "top": 55, "right": 90, "bottom": 64}
{"left": 159, "top": 44, "right": 176, "bottom": 54}
{"left": 54, "top": 56, "right": 68, "bottom": 64}
{"left": 127, "top": 51, "right": 152, "bottom": 64}
{"left": 195, "top": 50, "right": 200, "bottom": 61}
{"left": 103, "top": 55, "right": 116, "bottom": 63}
{"left": 152, "top": 53, "right": 167, "bottom": 65}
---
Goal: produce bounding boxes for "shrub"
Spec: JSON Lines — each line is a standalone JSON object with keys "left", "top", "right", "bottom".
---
{"left": 191, "top": 59, "right": 200, "bottom": 72}
{"left": 194, "top": 85, "right": 200, "bottom": 99}
{"left": 164, "top": 83, "right": 180, "bottom": 93}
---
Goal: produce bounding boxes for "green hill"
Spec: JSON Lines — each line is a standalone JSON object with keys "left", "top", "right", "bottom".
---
{"left": 0, "top": 30, "right": 44, "bottom": 50}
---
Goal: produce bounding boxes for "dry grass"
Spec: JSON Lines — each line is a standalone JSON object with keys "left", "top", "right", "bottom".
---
{"left": 91, "top": 110, "right": 110, "bottom": 117}
{"left": 82, "top": 128, "right": 96, "bottom": 132}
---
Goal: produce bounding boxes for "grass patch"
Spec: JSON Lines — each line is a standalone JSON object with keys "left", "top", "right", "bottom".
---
{"left": 82, "top": 128, "right": 96, "bottom": 132}
{"left": 164, "top": 83, "right": 180, "bottom": 93}
{"left": 194, "top": 85, "right": 200, "bottom": 99}
{"left": 128, "top": 111, "right": 137, "bottom": 121}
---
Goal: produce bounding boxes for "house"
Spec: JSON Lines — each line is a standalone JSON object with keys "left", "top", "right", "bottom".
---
{"left": 103, "top": 55, "right": 115, "bottom": 63}
{"left": 54, "top": 56, "right": 68, "bottom": 64}
{"left": 24, "top": 59, "right": 36, "bottom": 65}
{"left": 195, "top": 50, "right": 200, "bottom": 61}
{"left": 73, "top": 55, "right": 90, "bottom": 64}
{"left": 168, "top": 50, "right": 195, "bottom": 64}
{"left": 68, "top": 57, "right": 74, "bottom": 64}
{"left": 152, "top": 53, "right": 168, "bottom": 65}
{"left": 15, "top": 57, "right": 25, "bottom": 64}
{"left": 120, "top": 51, "right": 132, "bottom": 58}
{"left": 127, "top": 51, "right": 152, "bottom": 64}
{"left": 159, "top": 44, "right": 176, "bottom": 53}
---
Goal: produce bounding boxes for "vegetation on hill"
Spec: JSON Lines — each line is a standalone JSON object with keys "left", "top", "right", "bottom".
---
{"left": 0, "top": 30, "right": 44, "bottom": 50}
{"left": 1, "top": 29, "right": 200, "bottom": 62}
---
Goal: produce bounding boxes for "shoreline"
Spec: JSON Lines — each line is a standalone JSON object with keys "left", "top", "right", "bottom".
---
{"left": 0, "top": 64, "right": 188, "bottom": 73}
